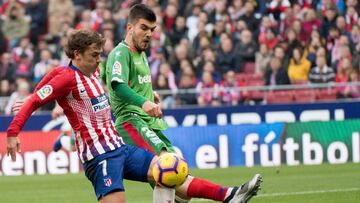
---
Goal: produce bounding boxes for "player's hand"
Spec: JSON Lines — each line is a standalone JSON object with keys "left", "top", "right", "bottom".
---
{"left": 11, "top": 97, "right": 29, "bottom": 114}
{"left": 7, "top": 136, "right": 21, "bottom": 161}
{"left": 154, "top": 91, "right": 161, "bottom": 104}
{"left": 52, "top": 103, "right": 64, "bottom": 119}
{"left": 142, "top": 101, "right": 163, "bottom": 118}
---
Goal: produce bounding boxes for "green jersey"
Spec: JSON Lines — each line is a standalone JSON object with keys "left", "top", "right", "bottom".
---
{"left": 106, "top": 41, "right": 168, "bottom": 130}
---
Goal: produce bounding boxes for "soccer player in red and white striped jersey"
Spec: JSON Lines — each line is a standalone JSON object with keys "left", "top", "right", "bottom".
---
{"left": 6, "top": 29, "right": 176, "bottom": 203}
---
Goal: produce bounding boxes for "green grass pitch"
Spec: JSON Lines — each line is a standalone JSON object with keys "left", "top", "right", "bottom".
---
{"left": 0, "top": 163, "right": 359, "bottom": 203}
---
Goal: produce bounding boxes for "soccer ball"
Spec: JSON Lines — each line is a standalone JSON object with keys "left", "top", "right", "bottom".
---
{"left": 152, "top": 153, "right": 189, "bottom": 188}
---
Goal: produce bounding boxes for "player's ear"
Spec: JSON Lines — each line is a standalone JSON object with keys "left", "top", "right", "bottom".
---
{"left": 73, "top": 50, "right": 80, "bottom": 60}
{"left": 126, "top": 23, "right": 133, "bottom": 33}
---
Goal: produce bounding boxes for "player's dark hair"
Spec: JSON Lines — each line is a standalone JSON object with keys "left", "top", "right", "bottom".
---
{"left": 128, "top": 3, "right": 156, "bottom": 24}
{"left": 65, "top": 29, "right": 106, "bottom": 59}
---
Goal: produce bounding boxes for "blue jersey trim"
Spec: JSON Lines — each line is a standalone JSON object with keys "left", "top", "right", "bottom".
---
{"left": 69, "top": 61, "right": 78, "bottom": 71}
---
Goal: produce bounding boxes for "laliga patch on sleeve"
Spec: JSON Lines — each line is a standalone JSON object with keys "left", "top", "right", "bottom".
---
{"left": 112, "top": 61, "right": 122, "bottom": 75}
{"left": 36, "top": 85, "right": 53, "bottom": 100}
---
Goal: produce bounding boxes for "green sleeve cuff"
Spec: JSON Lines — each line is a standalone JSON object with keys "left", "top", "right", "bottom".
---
{"left": 112, "top": 82, "right": 147, "bottom": 107}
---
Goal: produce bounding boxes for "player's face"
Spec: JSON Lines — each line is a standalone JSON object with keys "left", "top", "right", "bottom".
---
{"left": 77, "top": 43, "right": 103, "bottom": 74}
{"left": 131, "top": 19, "right": 156, "bottom": 52}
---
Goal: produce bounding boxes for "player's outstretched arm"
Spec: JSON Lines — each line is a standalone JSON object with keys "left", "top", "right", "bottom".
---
{"left": 7, "top": 68, "right": 72, "bottom": 161}
{"left": 112, "top": 82, "right": 162, "bottom": 118}
{"left": 11, "top": 96, "right": 30, "bottom": 114}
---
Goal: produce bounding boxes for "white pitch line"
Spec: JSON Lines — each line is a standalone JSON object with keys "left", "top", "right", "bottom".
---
{"left": 128, "top": 188, "right": 360, "bottom": 202}
{"left": 257, "top": 187, "right": 360, "bottom": 197}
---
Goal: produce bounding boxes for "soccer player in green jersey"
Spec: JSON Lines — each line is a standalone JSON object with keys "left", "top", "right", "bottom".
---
{"left": 106, "top": 3, "right": 262, "bottom": 203}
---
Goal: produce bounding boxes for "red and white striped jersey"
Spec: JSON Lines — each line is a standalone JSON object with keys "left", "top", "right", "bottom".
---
{"left": 7, "top": 63, "right": 124, "bottom": 162}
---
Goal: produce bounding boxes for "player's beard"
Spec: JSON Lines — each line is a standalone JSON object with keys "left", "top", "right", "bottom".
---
{"left": 133, "top": 35, "right": 150, "bottom": 52}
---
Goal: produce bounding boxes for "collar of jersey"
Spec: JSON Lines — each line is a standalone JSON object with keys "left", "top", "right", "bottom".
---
{"left": 121, "top": 41, "right": 138, "bottom": 54}
{"left": 68, "top": 61, "right": 78, "bottom": 71}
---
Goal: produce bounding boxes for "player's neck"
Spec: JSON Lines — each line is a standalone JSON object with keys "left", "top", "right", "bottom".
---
{"left": 124, "top": 37, "right": 141, "bottom": 54}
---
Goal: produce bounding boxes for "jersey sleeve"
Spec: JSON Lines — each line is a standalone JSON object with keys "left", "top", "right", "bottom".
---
{"left": 34, "top": 67, "right": 64, "bottom": 92}
{"left": 7, "top": 69, "right": 73, "bottom": 137}
{"left": 107, "top": 48, "right": 131, "bottom": 86}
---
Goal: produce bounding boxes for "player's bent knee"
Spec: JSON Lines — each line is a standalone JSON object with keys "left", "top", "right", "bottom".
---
{"left": 100, "top": 191, "right": 125, "bottom": 203}
{"left": 175, "top": 175, "right": 193, "bottom": 199}
{"left": 147, "top": 156, "right": 158, "bottom": 183}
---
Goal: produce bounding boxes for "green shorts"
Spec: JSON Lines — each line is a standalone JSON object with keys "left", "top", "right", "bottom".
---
{"left": 115, "top": 116, "right": 175, "bottom": 155}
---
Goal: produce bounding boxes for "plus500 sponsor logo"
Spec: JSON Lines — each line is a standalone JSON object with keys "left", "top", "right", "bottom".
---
{"left": 91, "top": 94, "right": 110, "bottom": 112}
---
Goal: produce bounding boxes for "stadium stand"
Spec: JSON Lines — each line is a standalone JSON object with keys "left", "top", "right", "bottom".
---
{"left": 265, "top": 90, "right": 295, "bottom": 104}
{"left": 293, "top": 89, "right": 316, "bottom": 103}
{"left": 0, "top": 0, "right": 360, "bottom": 113}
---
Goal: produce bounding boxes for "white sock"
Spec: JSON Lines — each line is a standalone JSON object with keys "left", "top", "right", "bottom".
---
{"left": 224, "top": 187, "right": 235, "bottom": 200}
{"left": 60, "top": 136, "right": 71, "bottom": 152}
{"left": 153, "top": 186, "right": 175, "bottom": 203}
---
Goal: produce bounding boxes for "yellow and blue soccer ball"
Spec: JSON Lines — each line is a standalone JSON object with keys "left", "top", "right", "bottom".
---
{"left": 153, "top": 153, "right": 189, "bottom": 188}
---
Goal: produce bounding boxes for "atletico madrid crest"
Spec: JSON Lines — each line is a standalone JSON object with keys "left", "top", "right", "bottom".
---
{"left": 104, "top": 178, "right": 112, "bottom": 187}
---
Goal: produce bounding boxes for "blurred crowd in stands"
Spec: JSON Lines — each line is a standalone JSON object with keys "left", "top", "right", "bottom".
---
{"left": 0, "top": 0, "right": 360, "bottom": 113}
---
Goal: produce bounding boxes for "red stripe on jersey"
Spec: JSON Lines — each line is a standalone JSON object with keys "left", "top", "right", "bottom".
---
{"left": 90, "top": 73, "right": 119, "bottom": 148}
{"left": 110, "top": 120, "right": 123, "bottom": 144}
{"left": 78, "top": 73, "right": 95, "bottom": 97}
{"left": 74, "top": 131, "right": 82, "bottom": 162}
{"left": 78, "top": 73, "right": 110, "bottom": 153}
{"left": 69, "top": 75, "right": 96, "bottom": 160}
{"left": 101, "top": 116, "right": 118, "bottom": 148}
{"left": 57, "top": 97, "right": 87, "bottom": 162}
{"left": 104, "top": 118, "right": 123, "bottom": 146}
{"left": 122, "top": 122, "right": 156, "bottom": 154}
{"left": 94, "top": 68, "right": 100, "bottom": 78}
{"left": 88, "top": 74, "right": 114, "bottom": 150}
{"left": 77, "top": 73, "right": 106, "bottom": 155}
{"left": 89, "top": 75, "right": 102, "bottom": 94}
